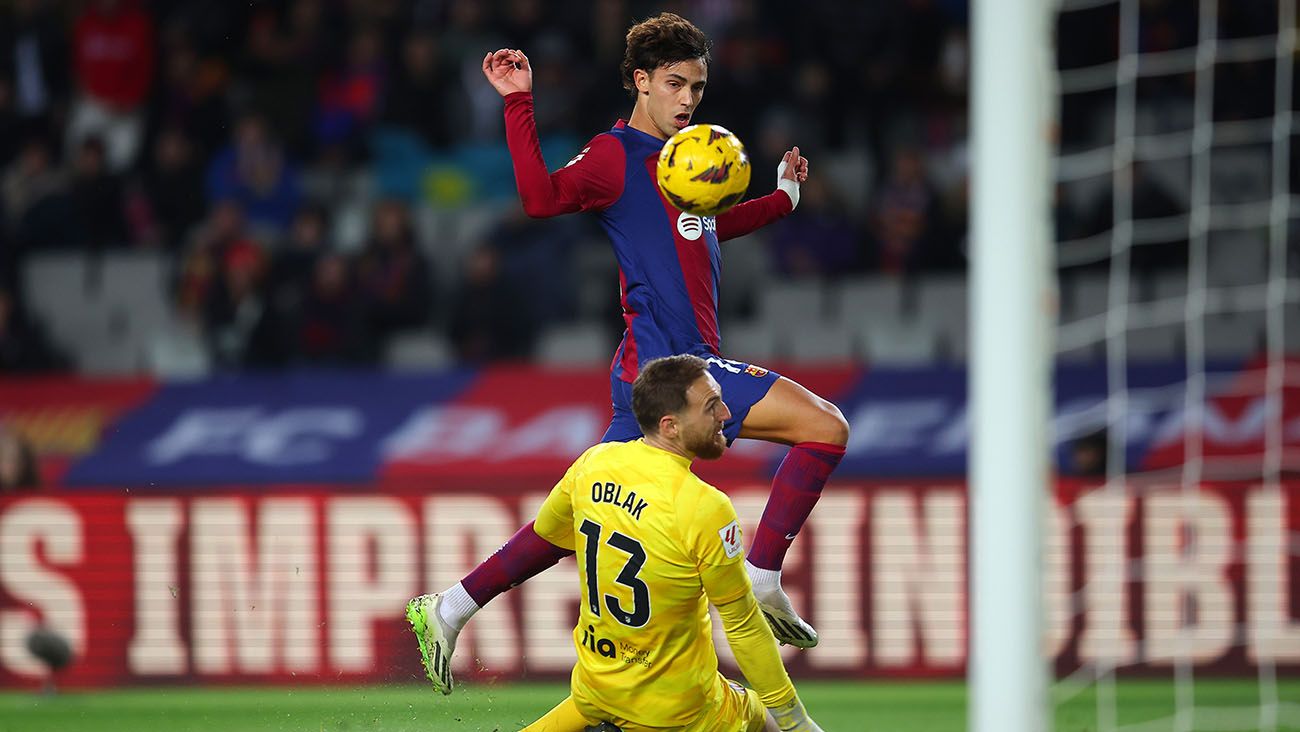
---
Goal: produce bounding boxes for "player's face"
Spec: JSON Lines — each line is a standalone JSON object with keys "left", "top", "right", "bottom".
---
{"left": 636, "top": 59, "right": 708, "bottom": 140}
{"left": 680, "top": 373, "right": 730, "bottom": 460}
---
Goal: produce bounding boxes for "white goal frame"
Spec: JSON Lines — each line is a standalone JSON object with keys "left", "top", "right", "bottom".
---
{"left": 969, "top": 0, "right": 1055, "bottom": 731}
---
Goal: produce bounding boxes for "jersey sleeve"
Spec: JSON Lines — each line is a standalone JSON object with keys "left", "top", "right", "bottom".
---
{"left": 713, "top": 590, "right": 798, "bottom": 709}
{"left": 685, "top": 485, "right": 749, "bottom": 605}
{"left": 533, "top": 450, "right": 589, "bottom": 551}
{"left": 714, "top": 189, "right": 794, "bottom": 242}
{"left": 688, "top": 485, "right": 798, "bottom": 708}
{"left": 503, "top": 92, "right": 624, "bottom": 217}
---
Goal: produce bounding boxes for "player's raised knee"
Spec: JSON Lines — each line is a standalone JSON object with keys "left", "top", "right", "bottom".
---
{"left": 809, "top": 398, "right": 849, "bottom": 447}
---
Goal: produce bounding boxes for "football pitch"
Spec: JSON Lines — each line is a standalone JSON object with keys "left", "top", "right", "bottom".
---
{"left": 2, "top": 679, "right": 1297, "bottom": 731}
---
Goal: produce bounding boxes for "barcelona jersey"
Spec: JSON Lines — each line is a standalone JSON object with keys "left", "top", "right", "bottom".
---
{"left": 503, "top": 92, "right": 793, "bottom": 384}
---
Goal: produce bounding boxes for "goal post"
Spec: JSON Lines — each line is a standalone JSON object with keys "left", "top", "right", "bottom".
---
{"left": 969, "top": 0, "right": 1056, "bottom": 731}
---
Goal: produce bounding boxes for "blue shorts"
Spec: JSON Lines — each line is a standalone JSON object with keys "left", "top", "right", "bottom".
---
{"left": 602, "top": 356, "right": 782, "bottom": 445}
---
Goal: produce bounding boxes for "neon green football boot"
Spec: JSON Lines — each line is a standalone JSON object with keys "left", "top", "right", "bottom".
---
{"left": 405, "top": 593, "right": 458, "bottom": 695}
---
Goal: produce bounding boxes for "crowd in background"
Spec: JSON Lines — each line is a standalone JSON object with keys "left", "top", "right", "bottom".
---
{"left": 0, "top": 0, "right": 1284, "bottom": 373}
{"left": 0, "top": 0, "right": 975, "bottom": 371}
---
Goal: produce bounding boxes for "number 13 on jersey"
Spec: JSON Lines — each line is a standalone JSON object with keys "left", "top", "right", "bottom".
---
{"left": 578, "top": 519, "right": 652, "bottom": 627}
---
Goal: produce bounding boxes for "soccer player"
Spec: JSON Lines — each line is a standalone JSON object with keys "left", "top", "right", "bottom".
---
{"left": 411, "top": 12, "right": 849, "bottom": 692}
{"left": 410, "top": 355, "right": 825, "bottom": 732}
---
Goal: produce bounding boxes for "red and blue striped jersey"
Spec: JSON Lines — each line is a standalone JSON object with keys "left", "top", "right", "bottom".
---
{"left": 504, "top": 92, "right": 792, "bottom": 382}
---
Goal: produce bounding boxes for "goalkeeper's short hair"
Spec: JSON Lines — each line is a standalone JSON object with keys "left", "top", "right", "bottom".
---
{"left": 631, "top": 354, "right": 710, "bottom": 435}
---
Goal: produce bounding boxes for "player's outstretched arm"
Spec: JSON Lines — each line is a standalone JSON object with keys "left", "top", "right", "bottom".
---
{"left": 491, "top": 47, "right": 622, "bottom": 218}
{"left": 709, "top": 588, "right": 823, "bottom": 732}
{"left": 482, "top": 48, "right": 532, "bottom": 96}
{"left": 715, "top": 147, "right": 808, "bottom": 242}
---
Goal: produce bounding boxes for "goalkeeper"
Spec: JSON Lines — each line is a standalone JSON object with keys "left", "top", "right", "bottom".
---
{"left": 410, "top": 355, "right": 822, "bottom": 732}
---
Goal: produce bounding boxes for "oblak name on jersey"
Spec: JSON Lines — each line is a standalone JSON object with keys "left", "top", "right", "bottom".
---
{"left": 591, "top": 481, "right": 649, "bottom": 520}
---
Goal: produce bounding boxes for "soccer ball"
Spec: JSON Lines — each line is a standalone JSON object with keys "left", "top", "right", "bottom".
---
{"left": 655, "top": 124, "right": 751, "bottom": 217}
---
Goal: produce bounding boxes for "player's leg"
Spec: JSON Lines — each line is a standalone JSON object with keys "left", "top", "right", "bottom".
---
{"left": 737, "top": 373, "right": 849, "bottom": 649}
{"left": 739, "top": 375, "right": 849, "bottom": 562}
{"left": 408, "top": 377, "right": 641, "bottom": 694}
{"left": 519, "top": 694, "right": 604, "bottom": 732}
{"left": 407, "top": 522, "right": 573, "bottom": 694}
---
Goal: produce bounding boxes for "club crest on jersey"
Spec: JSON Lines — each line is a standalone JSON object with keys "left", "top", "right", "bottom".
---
{"left": 675, "top": 211, "right": 716, "bottom": 241}
{"left": 718, "top": 520, "right": 743, "bottom": 558}
{"left": 744, "top": 365, "right": 769, "bottom": 378}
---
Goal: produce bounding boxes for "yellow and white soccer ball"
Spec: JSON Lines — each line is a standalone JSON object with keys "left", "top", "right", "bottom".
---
{"left": 655, "top": 123, "right": 751, "bottom": 217}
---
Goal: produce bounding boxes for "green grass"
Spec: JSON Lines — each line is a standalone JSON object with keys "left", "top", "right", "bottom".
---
{"left": 0, "top": 679, "right": 1296, "bottom": 731}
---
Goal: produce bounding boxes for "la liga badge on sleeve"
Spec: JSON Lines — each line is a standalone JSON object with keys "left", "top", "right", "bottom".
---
{"left": 718, "top": 521, "right": 743, "bottom": 558}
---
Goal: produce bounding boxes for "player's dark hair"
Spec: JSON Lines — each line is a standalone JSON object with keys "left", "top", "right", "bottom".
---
{"left": 632, "top": 354, "right": 709, "bottom": 435}
{"left": 620, "top": 12, "right": 711, "bottom": 98}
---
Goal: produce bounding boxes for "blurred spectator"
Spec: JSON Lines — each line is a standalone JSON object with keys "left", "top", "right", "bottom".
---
{"left": 382, "top": 31, "right": 467, "bottom": 150}
{"left": 0, "top": 0, "right": 71, "bottom": 152}
{"left": 203, "top": 234, "right": 267, "bottom": 368}
{"left": 3, "top": 136, "right": 56, "bottom": 226}
{"left": 0, "top": 286, "right": 67, "bottom": 372}
{"left": 488, "top": 207, "right": 578, "bottom": 326}
{"left": 67, "top": 0, "right": 155, "bottom": 172}
{"left": 356, "top": 199, "right": 433, "bottom": 336}
{"left": 268, "top": 203, "right": 331, "bottom": 299}
{"left": 865, "top": 147, "right": 960, "bottom": 275}
{"left": 294, "top": 252, "right": 375, "bottom": 364}
{"left": 0, "top": 424, "right": 40, "bottom": 492}
{"left": 2, "top": 135, "right": 73, "bottom": 249}
{"left": 450, "top": 243, "right": 534, "bottom": 362}
{"left": 142, "top": 126, "right": 205, "bottom": 250}
{"left": 440, "top": 0, "right": 510, "bottom": 143}
{"left": 528, "top": 37, "right": 583, "bottom": 138}
{"left": 206, "top": 112, "right": 302, "bottom": 234}
{"left": 765, "top": 176, "right": 862, "bottom": 278}
{"left": 707, "top": 21, "right": 776, "bottom": 156}
{"left": 313, "top": 25, "right": 386, "bottom": 165}
{"left": 175, "top": 200, "right": 260, "bottom": 330}
{"left": 67, "top": 136, "right": 128, "bottom": 250}
{"left": 0, "top": 75, "right": 19, "bottom": 171}
{"left": 150, "top": 27, "right": 230, "bottom": 160}
{"left": 246, "top": 203, "right": 333, "bottom": 366}
{"left": 241, "top": 0, "right": 331, "bottom": 159}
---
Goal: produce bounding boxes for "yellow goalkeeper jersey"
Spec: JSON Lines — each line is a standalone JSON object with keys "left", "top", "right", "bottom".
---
{"left": 534, "top": 439, "right": 795, "bottom": 729}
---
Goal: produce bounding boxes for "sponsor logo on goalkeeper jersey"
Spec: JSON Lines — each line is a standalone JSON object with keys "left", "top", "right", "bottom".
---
{"left": 580, "top": 626, "right": 654, "bottom": 667}
{"left": 579, "top": 625, "right": 618, "bottom": 659}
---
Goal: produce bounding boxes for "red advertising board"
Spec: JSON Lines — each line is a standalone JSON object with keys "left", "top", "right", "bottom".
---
{"left": 1, "top": 480, "right": 1297, "bottom": 689}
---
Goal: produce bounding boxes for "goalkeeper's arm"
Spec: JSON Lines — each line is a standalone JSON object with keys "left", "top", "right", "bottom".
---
{"left": 703, "top": 566, "right": 823, "bottom": 732}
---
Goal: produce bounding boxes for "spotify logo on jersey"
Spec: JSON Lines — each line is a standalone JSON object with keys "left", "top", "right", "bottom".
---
{"left": 675, "top": 212, "right": 715, "bottom": 241}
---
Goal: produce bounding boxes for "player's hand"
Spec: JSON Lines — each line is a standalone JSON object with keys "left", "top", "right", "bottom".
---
{"left": 775, "top": 146, "right": 808, "bottom": 210}
{"left": 482, "top": 48, "right": 532, "bottom": 96}
{"left": 778, "top": 147, "right": 809, "bottom": 184}
{"left": 768, "top": 698, "right": 824, "bottom": 732}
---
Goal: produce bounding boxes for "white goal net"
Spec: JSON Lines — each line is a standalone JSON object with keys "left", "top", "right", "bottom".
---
{"left": 1050, "top": 0, "right": 1300, "bottom": 730}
